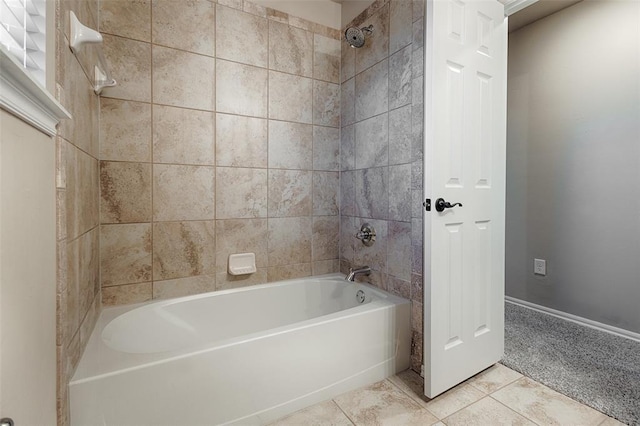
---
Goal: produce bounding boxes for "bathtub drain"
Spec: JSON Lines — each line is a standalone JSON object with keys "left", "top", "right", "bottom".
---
{"left": 356, "top": 290, "right": 366, "bottom": 304}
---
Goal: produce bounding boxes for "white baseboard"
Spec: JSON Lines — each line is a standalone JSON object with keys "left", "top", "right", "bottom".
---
{"left": 505, "top": 296, "right": 640, "bottom": 343}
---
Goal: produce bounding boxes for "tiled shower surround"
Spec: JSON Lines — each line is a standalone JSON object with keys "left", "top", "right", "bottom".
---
{"left": 98, "top": 0, "right": 342, "bottom": 303}
{"left": 55, "top": 0, "right": 101, "bottom": 423}
{"left": 339, "top": 0, "right": 425, "bottom": 372}
{"left": 54, "top": 0, "right": 424, "bottom": 423}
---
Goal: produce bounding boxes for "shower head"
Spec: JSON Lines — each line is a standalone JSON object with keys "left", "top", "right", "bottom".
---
{"left": 345, "top": 25, "right": 374, "bottom": 48}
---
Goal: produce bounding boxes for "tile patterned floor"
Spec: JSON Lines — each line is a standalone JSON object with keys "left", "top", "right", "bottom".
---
{"left": 270, "top": 364, "right": 626, "bottom": 425}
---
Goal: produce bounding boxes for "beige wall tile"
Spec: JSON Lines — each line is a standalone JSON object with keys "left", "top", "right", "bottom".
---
{"left": 153, "top": 164, "right": 215, "bottom": 221}
{"left": 355, "top": 59, "right": 389, "bottom": 122}
{"left": 341, "top": 38, "right": 355, "bottom": 83}
{"left": 216, "top": 167, "right": 268, "bottom": 219}
{"left": 389, "top": 104, "right": 412, "bottom": 165}
{"left": 313, "top": 126, "right": 340, "bottom": 171}
{"left": 216, "top": 268, "right": 267, "bottom": 291}
{"left": 388, "top": 276, "right": 411, "bottom": 299}
{"left": 412, "top": 46, "right": 424, "bottom": 78}
{"left": 56, "top": 190, "right": 66, "bottom": 242}
{"left": 411, "top": 300, "right": 422, "bottom": 331}
{"left": 57, "top": 50, "right": 100, "bottom": 158}
{"left": 390, "top": 0, "right": 413, "bottom": 54}
{"left": 388, "top": 220, "right": 412, "bottom": 280}
{"left": 152, "top": 0, "right": 215, "bottom": 56}
{"left": 412, "top": 17, "right": 423, "bottom": 49}
{"left": 354, "top": 218, "right": 387, "bottom": 272}
{"left": 314, "top": 34, "right": 340, "bottom": 83}
{"left": 355, "top": 113, "right": 388, "bottom": 169}
{"left": 65, "top": 237, "right": 79, "bottom": 344}
{"left": 100, "top": 223, "right": 152, "bottom": 287}
{"left": 216, "top": 4, "right": 268, "bottom": 67}
{"left": 267, "top": 263, "right": 312, "bottom": 282}
{"left": 152, "top": 45, "right": 215, "bottom": 111}
{"left": 269, "top": 71, "right": 313, "bottom": 123}
{"left": 100, "top": 0, "right": 151, "bottom": 41}
{"left": 216, "top": 60, "right": 268, "bottom": 117}
{"left": 356, "top": 167, "right": 389, "bottom": 220}
{"left": 312, "top": 171, "right": 339, "bottom": 216}
{"left": 313, "top": 81, "right": 340, "bottom": 127}
{"left": 413, "top": 0, "right": 425, "bottom": 22}
{"left": 354, "top": 4, "right": 390, "bottom": 74}
{"left": 312, "top": 260, "right": 340, "bottom": 275}
{"left": 215, "top": 218, "right": 268, "bottom": 273}
{"left": 102, "top": 282, "right": 153, "bottom": 306}
{"left": 64, "top": 143, "right": 77, "bottom": 238}
{"left": 341, "top": 77, "right": 355, "bottom": 127}
{"left": 312, "top": 216, "right": 339, "bottom": 261}
{"left": 55, "top": 136, "right": 66, "bottom": 189}
{"left": 100, "top": 161, "right": 152, "bottom": 223}
{"left": 218, "top": 0, "right": 242, "bottom": 9}
{"left": 243, "top": 1, "right": 266, "bottom": 17}
{"left": 268, "top": 170, "right": 312, "bottom": 217}
{"left": 77, "top": 228, "right": 99, "bottom": 320}
{"left": 152, "top": 221, "right": 216, "bottom": 280}
{"left": 268, "top": 217, "right": 312, "bottom": 266}
{"left": 389, "top": 164, "right": 412, "bottom": 221}
{"left": 101, "top": 34, "right": 151, "bottom": 102}
{"left": 153, "top": 275, "right": 216, "bottom": 300}
{"left": 72, "top": 149, "right": 99, "bottom": 238}
{"left": 411, "top": 273, "right": 422, "bottom": 303}
{"left": 269, "top": 21, "right": 313, "bottom": 77}
{"left": 153, "top": 105, "right": 215, "bottom": 165}
{"left": 389, "top": 44, "right": 413, "bottom": 109}
{"left": 339, "top": 215, "right": 356, "bottom": 264}
{"left": 340, "top": 170, "right": 356, "bottom": 217}
{"left": 216, "top": 114, "right": 267, "bottom": 168}
{"left": 100, "top": 98, "right": 151, "bottom": 162}
{"left": 268, "top": 120, "right": 312, "bottom": 170}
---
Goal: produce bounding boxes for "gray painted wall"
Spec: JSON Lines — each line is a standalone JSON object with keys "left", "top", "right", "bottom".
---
{"left": 506, "top": 0, "right": 640, "bottom": 333}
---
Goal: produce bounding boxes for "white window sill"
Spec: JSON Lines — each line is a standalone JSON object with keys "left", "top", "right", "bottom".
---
{"left": 0, "top": 46, "right": 71, "bottom": 137}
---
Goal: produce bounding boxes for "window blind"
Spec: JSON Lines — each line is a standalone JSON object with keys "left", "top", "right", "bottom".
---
{"left": 0, "top": 0, "right": 46, "bottom": 85}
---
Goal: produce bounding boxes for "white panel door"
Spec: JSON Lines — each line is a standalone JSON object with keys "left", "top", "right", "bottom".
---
{"left": 423, "top": 0, "right": 507, "bottom": 398}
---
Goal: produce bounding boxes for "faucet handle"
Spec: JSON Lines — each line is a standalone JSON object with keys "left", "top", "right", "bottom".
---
{"left": 355, "top": 223, "right": 376, "bottom": 246}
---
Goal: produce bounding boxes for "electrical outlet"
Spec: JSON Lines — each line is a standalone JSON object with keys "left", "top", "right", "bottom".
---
{"left": 534, "top": 258, "right": 546, "bottom": 276}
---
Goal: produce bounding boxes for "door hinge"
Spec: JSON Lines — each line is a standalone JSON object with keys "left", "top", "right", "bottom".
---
{"left": 423, "top": 198, "right": 431, "bottom": 212}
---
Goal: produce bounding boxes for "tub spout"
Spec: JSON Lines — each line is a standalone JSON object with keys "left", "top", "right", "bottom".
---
{"left": 345, "top": 266, "right": 371, "bottom": 282}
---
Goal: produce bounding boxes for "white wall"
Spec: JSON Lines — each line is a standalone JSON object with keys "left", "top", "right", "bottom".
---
{"left": 0, "top": 109, "right": 57, "bottom": 424}
{"left": 506, "top": 0, "right": 640, "bottom": 332}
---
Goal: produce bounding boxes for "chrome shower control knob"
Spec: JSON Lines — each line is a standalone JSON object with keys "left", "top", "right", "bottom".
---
{"left": 355, "top": 223, "right": 376, "bottom": 246}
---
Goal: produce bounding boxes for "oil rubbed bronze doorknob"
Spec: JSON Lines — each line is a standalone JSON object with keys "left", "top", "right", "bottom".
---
{"left": 435, "top": 198, "right": 463, "bottom": 212}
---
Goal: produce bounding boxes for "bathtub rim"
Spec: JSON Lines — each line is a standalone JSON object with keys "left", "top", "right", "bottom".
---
{"left": 71, "top": 273, "right": 409, "bottom": 384}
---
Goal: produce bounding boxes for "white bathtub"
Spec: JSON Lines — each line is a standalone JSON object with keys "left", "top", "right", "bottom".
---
{"left": 69, "top": 273, "right": 411, "bottom": 425}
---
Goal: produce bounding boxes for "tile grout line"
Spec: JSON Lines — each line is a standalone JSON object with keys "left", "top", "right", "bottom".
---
{"left": 331, "top": 398, "right": 358, "bottom": 426}
{"left": 488, "top": 395, "right": 543, "bottom": 426}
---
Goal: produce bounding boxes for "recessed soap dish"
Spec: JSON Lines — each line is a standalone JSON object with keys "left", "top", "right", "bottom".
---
{"left": 228, "top": 253, "right": 257, "bottom": 276}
